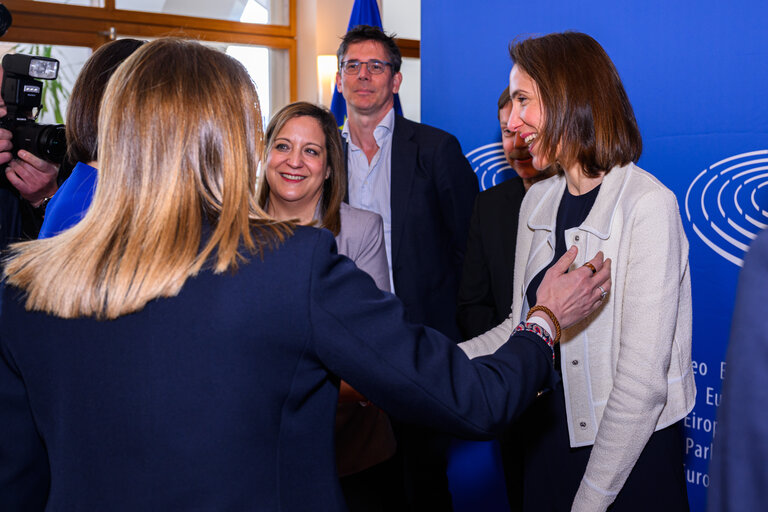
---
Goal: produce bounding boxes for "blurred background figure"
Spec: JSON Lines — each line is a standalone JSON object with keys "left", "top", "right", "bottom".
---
{"left": 460, "top": 32, "right": 694, "bottom": 511}
{"left": 458, "top": 87, "right": 556, "bottom": 339}
{"left": 456, "top": 87, "right": 557, "bottom": 511}
{"left": 708, "top": 228, "right": 768, "bottom": 511}
{"left": 258, "top": 100, "right": 403, "bottom": 511}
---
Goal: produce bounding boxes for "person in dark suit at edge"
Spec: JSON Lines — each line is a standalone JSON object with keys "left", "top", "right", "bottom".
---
{"left": 708, "top": 228, "right": 768, "bottom": 511}
{"left": 458, "top": 87, "right": 557, "bottom": 340}
{"left": 456, "top": 87, "right": 557, "bottom": 511}
{"left": 334, "top": 25, "right": 479, "bottom": 510}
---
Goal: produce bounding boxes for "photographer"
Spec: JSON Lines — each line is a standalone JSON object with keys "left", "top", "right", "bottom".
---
{"left": 0, "top": 61, "right": 61, "bottom": 250}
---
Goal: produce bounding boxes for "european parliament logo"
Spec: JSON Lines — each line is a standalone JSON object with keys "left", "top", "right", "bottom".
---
{"left": 685, "top": 150, "right": 768, "bottom": 267}
{"left": 465, "top": 142, "right": 518, "bottom": 191}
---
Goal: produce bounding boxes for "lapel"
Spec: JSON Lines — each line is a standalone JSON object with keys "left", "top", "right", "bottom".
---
{"left": 498, "top": 178, "right": 526, "bottom": 296}
{"left": 389, "top": 115, "right": 417, "bottom": 265}
{"left": 522, "top": 164, "right": 632, "bottom": 293}
{"left": 577, "top": 163, "right": 632, "bottom": 239}
{"left": 342, "top": 139, "right": 350, "bottom": 202}
{"left": 526, "top": 164, "right": 631, "bottom": 238}
{"left": 522, "top": 175, "right": 564, "bottom": 297}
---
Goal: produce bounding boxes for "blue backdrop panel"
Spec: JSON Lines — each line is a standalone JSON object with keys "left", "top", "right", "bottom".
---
{"left": 421, "top": 2, "right": 768, "bottom": 511}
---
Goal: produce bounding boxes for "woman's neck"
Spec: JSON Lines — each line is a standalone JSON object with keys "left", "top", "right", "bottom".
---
{"left": 267, "top": 195, "right": 319, "bottom": 225}
{"left": 563, "top": 164, "right": 604, "bottom": 195}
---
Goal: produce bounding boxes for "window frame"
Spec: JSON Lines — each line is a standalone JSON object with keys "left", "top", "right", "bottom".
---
{"left": 2, "top": 0, "right": 297, "bottom": 100}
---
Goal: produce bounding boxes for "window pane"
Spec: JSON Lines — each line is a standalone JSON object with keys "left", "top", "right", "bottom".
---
{"left": 0, "top": 42, "right": 92, "bottom": 125}
{"left": 115, "top": 34, "right": 289, "bottom": 126}
{"left": 115, "top": 0, "right": 290, "bottom": 25}
{"left": 203, "top": 42, "right": 289, "bottom": 124}
{"left": 32, "top": 0, "right": 104, "bottom": 6}
{"left": 399, "top": 57, "right": 420, "bottom": 123}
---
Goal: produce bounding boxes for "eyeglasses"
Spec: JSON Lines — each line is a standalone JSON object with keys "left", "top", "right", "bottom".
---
{"left": 340, "top": 59, "right": 393, "bottom": 75}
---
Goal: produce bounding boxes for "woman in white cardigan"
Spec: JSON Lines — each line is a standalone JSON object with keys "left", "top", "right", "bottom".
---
{"left": 460, "top": 32, "right": 695, "bottom": 512}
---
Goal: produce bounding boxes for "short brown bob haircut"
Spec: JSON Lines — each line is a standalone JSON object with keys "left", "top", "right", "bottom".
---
{"left": 509, "top": 31, "right": 642, "bottom": 177}
{"left": 259, "top": 102, "right": 346, "bottom": 236}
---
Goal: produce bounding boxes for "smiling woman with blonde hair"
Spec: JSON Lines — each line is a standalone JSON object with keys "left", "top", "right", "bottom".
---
{"left": 259, "top": 101, "right": 397, "bottom": 509}
{"left": 0, "top": 37, "right": 611, "bottom": 511}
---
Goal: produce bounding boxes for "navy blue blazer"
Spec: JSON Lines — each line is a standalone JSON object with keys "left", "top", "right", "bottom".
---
{"left": 345, "top": 115, "right": 478, "bottom": 342}
{"left": 708, "top": 228, "right": 768, "bottom": 511}
{"left": 0, "top": 227, "right": 555, "bottom": 511}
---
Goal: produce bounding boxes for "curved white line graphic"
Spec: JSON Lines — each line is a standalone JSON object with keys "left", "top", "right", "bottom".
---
{"left": 466, "top": 142, "right": 504, "bottom": 158}
{"left": 466, "top": 142, "right": 515, "bottom": 191}
{"left": 685, "top": 168, "right": 708, "bottom": 221}
{"left": 685, "top": 150, "right": 768, "bottom": 267}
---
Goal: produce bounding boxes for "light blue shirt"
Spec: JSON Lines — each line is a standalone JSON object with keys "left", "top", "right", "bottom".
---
{"left": 342, "top": 108, "right": 395, "bottom": 290}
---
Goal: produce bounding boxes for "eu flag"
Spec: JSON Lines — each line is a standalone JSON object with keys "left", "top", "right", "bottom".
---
{"left": 329, "top": 0, "right": 404, "bottom": 127}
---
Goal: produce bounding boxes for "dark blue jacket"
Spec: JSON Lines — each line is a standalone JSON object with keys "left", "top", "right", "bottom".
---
{"left": 708, "top": 228, "right": 768, "bottom": 511}
{"left": 345, "top": 115, "right": 478, "bottom": 342}
{"left": 0, "top": 227, "right": 554, "bottom": 511}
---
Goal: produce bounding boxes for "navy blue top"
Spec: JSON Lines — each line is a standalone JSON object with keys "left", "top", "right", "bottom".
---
{"left": 525, "top": 184, "right": 601, "bottom": 309}
{"left": 0, "top": 227, "right": 556, "bottom": 511}
{"left": 38, "top": 161, "right": 97, "bottom": 238}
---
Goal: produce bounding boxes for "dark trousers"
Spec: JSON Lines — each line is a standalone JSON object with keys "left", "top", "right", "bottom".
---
{"left": 517, "top": 382, "right": 689, "bottom": 511}
{"left": 392, "top": 422, "right": 453, "bottom": 511}
{"left": 340, "top": 455, "right": 407, "bottom": 512}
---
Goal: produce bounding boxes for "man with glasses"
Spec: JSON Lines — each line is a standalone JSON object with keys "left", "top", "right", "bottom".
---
{"left": 335, "top": 24, "right": 478, "bottom": 511}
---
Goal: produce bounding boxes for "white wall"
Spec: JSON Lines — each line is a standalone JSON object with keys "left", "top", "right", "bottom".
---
{"left": 382, "top": 0, "right": 420, "bottom": 40}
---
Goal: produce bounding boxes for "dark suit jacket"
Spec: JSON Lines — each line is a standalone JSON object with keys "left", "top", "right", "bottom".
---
{"left": 708, "top": 228, "right": 768, "bottom": 511}
{"left": 346, "top": 115, "right": 478, "bottom": 342}
{"left": 457, "top": 177, "right": 527, "bottom": 340}
{"left": 0, "top": 227, "right": 556, "bottom": 511}
{"left": 0, "top": 187, "right": 22, "bottom": 252}
{"left": 0, "top": 186, "right": 42, "bottom": 252}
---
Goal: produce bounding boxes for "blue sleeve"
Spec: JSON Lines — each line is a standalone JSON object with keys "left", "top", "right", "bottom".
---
{"left": 307, "top": 230, "right": 555, "bottom": 439}
{"left": 39, "top": 163, "right": 97, "bottom": 239}
{"left": 708, "top": 229, "right": 768, "bottom": 511}
{"left": 0, "top": 287, "right": 50, "bottom": 510}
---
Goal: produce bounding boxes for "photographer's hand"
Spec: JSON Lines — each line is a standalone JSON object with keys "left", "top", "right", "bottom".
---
{"left": 0, "top": 127, "right": 12, "bottom": 165}
{"left": 5, "top": 150, "right": 59, "bottom": 207}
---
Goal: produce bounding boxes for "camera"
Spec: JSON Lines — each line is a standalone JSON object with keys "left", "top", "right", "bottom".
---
{"left": 0, "top": 53, "right": 66, "bottom": 164}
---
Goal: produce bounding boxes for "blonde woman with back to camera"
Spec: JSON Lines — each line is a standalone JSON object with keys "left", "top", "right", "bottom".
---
{"left": 1, "top": 37, "right": 610, "bottom": 511}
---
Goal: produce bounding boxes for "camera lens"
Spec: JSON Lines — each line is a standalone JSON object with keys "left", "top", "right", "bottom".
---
{"left": 36, "top": 124, "right": 66, "bottom": 163}
{"left": 9, "top": 121, "right": 66, "bottom": 164}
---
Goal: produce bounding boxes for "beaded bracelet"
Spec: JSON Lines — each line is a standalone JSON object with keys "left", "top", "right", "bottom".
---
{"left": 526, "top": 305, "right": 561, "bottom": 344}
{"left": 513, "top": 322, "right": 555, "bottom": 361}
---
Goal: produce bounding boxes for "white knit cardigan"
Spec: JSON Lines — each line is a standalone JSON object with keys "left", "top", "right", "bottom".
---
{"left": 459, "top": 163, "right": 696, "bottom": 511}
